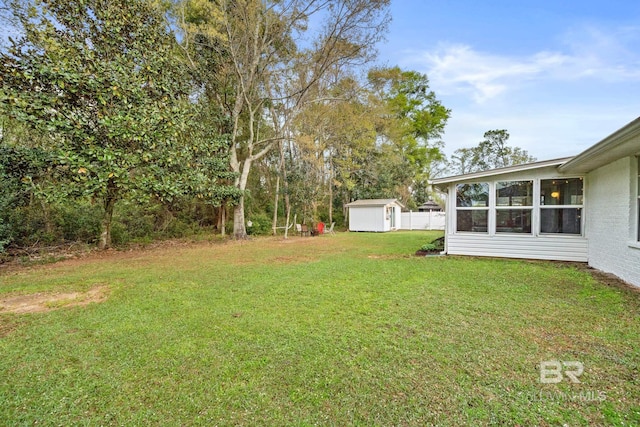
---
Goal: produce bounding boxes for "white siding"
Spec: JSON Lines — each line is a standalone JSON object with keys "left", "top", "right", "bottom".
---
{"left": 447, "top": 234, "right": 588, "bottom": 262}
{"left": 585, "top": 157, "right": 640, "bottom": 287}
{"left": 348, "top": 206, "right": 384, "bottom": 232}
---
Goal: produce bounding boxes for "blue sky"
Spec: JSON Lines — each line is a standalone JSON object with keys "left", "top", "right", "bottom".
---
{"left": 379, "top": 0, "right": 640, "bottom": 160}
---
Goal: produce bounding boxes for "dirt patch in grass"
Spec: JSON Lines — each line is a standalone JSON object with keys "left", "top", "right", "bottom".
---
{"left": 0, "top": 236, "right": 336, "bottom": 274}
{"left": 0, "top": 285, "right": 109, "bottom": 314}
{"left": 583, "top": 267, "right": 640, "bottom": 294}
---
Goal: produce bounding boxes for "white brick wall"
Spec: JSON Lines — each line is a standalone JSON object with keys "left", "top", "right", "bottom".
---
{"left": 586, "top": 157, "right": 640, "bottom": 287}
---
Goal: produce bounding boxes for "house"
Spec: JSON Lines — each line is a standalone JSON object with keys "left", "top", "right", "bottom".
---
{"left": 345, "top": 199, "right": 404, "bottom": 232}
{"left": 431, "top": 117, "right": 640, "bottom": 287}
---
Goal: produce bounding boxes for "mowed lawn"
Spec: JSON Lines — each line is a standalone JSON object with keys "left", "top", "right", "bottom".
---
{"left": 1, "top": 231, "right": 639, "bottom": 426}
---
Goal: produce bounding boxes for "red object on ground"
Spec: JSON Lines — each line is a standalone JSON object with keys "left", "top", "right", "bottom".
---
{"left": 317, "top": 222, "right": 325, "bottom": 234}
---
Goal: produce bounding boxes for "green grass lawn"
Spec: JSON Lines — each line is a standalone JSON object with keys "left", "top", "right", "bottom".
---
{"left": 1, "top": 231, "right": 639, "bottom": 425}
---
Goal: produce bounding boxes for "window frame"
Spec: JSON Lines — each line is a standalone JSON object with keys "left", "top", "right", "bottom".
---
{"left": 451, "top": 177, "right": 585, "bottom": 236}
{"left": 455, "top": 182, "right": 490, "bottom": 233}
{"left": 539, "top": 177, "right": 584, "bottom": 236}
{"left": 495, "top": 180, "right": 534, "bottom": 234}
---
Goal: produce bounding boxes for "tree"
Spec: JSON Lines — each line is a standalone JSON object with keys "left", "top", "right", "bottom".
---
{"left": 451, "top": 130, "right": 536, "bottom": 174}
{"left": 179, "top": 0, "right": 391, "bottom": 239}
{"left": 0, "top": 0, "right": 199, "bottom": 249}
{"left": 288, "top": 66, "right": 450, "bottom": 220}
{"left": 291, "top": 73, "right": 378, "bottom": 222}
{"left": 366, "top": 67, "right": 450, "bottom": 205}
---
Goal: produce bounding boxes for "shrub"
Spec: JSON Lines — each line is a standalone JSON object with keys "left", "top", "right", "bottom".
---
{"left": 246, "top": 213, "right": 272, "bottom": 236}
{"left": 420, "top": 243, "right": 438, "bottom": 252}
{"left": 57, "top": 202, "right": 102, "bottom": 243}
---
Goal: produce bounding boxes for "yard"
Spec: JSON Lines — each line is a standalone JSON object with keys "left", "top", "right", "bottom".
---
{"left": 1, "top": 231, "right": 639, "bottom": 425}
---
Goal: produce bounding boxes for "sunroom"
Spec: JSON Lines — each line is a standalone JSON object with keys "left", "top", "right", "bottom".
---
{"left": 432, "top": 158, "right": 589, "bottom": 262}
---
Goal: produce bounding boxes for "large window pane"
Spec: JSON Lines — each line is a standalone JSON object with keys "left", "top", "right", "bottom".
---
{"left": 496, "top": 181, "right": 533, "bottom": 206}
{"left": 541, "top": 178, "right": 583, "bottom": 206}
{"left": 456, "top": 210, "right": 488, "bottom": 232}
{"left": 496, "top": 209, "right": 532, "bottom": 233}
{"left": 541, "top": 208, "right": 582, "bottom": 234}
{"left": 456, "top": 183, "right": 489, "bottom": 207}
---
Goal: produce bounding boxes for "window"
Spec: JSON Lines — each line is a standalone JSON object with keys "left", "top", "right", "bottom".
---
{"left": 456, "top": 183, "right": 489, "bottom": 232}
{"left": 540, "top": 178, "right": 583, "bottom": 234}
{"left": 495, "top": 181, "right": 533, "bottom": 233}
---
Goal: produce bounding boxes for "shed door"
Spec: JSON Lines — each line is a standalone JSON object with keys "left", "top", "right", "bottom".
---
{"left": 389, "top": 206, "right": 396, "bottom": 228}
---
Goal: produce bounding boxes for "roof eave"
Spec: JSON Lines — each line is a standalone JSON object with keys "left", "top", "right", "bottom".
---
{"left": 345, "top": 198, "right": 405, "bottom": 208}
{"left": 430, "top": 157, "right": 574, "bottom": 185}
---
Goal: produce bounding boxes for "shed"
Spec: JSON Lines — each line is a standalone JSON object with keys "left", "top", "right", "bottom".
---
{"left": 345, "top": 199, "right": 404, "bottom": 232}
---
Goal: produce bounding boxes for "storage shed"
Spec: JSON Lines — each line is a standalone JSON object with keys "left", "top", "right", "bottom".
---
{"left": 345, "top": 199, "right": 404, "bottom": 232}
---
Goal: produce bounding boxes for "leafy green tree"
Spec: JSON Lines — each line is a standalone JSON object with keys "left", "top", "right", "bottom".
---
{"left": 290, "top": 67, "right": 450, "bottom": 219}
{"left": 367, "top": 67, "right": 450, "bottom": 204}
{"left": 0, "top": 0, "right": 198, "bottom": 249}
{"left": 451, "top": 129, "right": 536, "bottom": 174}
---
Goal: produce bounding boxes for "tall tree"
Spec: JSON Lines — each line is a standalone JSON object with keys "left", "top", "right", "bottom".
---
{"left": 366, "top": 67, "right": 450, "bottom": 205}
{"left": 179, "top": 0, "right": 390, "bottom": 239}
{"left": 451, "top": 129, "right": 536, "bottom": 174}
{"left": 0, "top": 0, "right": 202, "bottom": 248}
{"left": 292, "top": 73, "right": 378, "bottom": 221}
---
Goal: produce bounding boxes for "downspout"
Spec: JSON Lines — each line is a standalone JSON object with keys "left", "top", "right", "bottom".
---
{"left": 442, "top": 185, "right": 451, "bottom": 255}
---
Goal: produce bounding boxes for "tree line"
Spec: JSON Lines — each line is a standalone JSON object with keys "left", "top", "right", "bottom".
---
{"left": 0, "top": 0, "right": 534, "bottom": 253}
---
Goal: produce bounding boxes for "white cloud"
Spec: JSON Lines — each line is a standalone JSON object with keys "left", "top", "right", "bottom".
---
{"left": 407, "top": 24, "right": 640, "bottom": 104}
{"left": 421, "top": 44, "right": 570, "bottom": 103}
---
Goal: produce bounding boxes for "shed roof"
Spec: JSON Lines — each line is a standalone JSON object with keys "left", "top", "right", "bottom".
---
{"left": 345, "top": 198, "right": 405, "bottom": 208}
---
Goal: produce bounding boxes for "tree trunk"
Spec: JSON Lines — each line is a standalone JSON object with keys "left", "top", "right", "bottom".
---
{"left": 280, "top": 140, "right": 292, "bottom": 239}
{"left": 98, "top": 194, "right": 116, "bottom": 250}
{"left": 233, "top": 197, "right": 246, "bottom": 239}
{"left": 216, "top": 203, "right": 227, "bottom": 236}
{"left": 284, "top": 205, "right": 291, "bottom": 239}
{"left": 98, "top": 180, "right": 118, "bottom": 250}
{"left": 232, "top": 156, "right": 252, "bottom": 239}
{"left": 38, "top": 197, "right": 54, "bottom": 236}
{"left": 220, "top": 203, "right": 226, "bottom": 237}
{"left": 329, "top": 181, "right": 333, "bottom": 224}
{"left": 328, "top": 156, "right": 333, "bottom": 224}
{"left": 272, "top": 174, "right": 280, "bottom": 235}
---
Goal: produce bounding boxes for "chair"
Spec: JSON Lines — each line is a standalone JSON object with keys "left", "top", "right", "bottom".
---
{"left": 295, "top": 223, "right": 302, "bottom": 235}
{"left": 300, "top": 224, "right": 310, "bottom": 236}
{"left": 326, "top": 222, "right": 336, "bottom": 235}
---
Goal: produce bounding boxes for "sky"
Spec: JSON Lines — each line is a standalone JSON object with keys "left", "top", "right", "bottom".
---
{"left": 378, "top": 0, "right": 640, "bottom": 161}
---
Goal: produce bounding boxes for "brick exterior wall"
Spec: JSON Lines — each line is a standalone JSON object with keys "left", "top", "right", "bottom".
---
{"left": 586, "top": 156, "right": 640, "bottom": 287}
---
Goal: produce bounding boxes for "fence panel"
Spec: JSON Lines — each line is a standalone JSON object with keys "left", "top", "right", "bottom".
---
{"left": 400, "top": 211, "right": 446, "bottom": 230}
